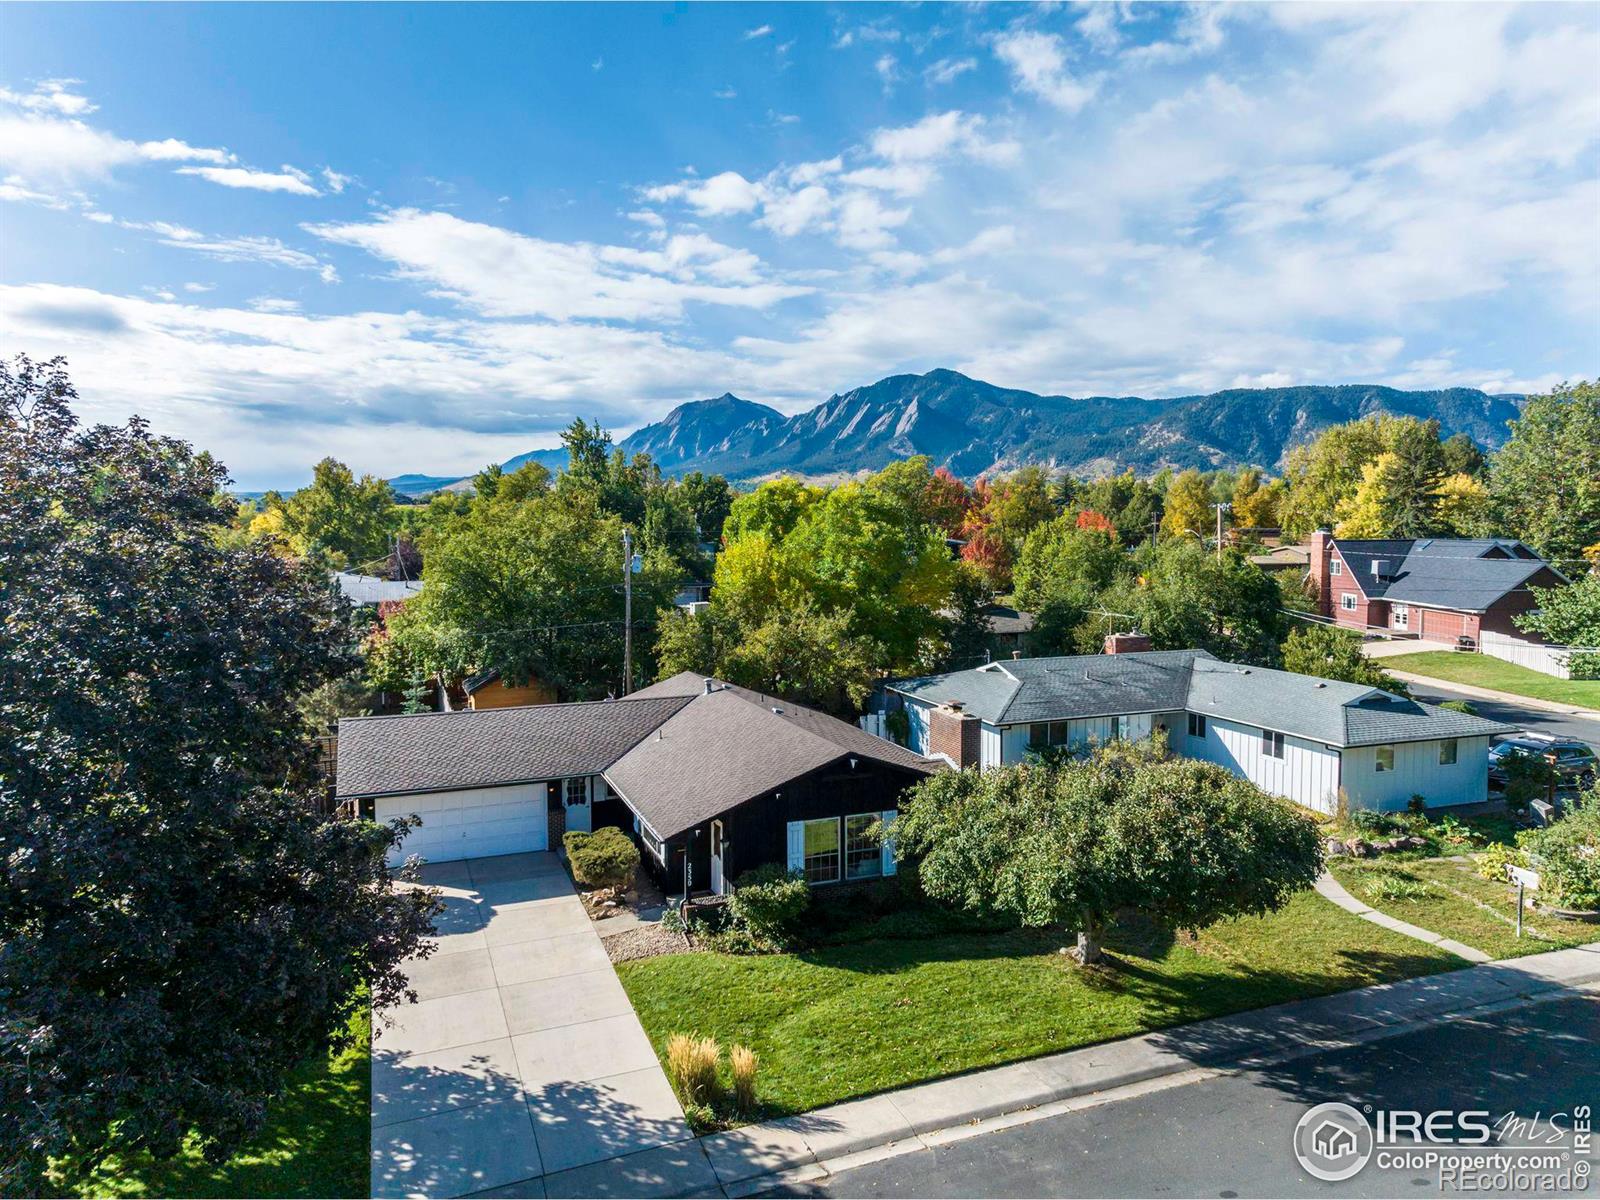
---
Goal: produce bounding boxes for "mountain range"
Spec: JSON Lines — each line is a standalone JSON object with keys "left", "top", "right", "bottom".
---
{"left": 389, "top": 370, "right": 1522, "bottom": 496}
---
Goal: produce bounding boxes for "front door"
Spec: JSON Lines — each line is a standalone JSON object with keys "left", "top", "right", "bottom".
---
{"left": 709, "top": 819, "right": 724, "bottom": 894}
{"left": 1392, "top": 604, "right": 1409, "bottom": 632}
{"left": 563, "top": 776, "right": 592, "bottom": 834}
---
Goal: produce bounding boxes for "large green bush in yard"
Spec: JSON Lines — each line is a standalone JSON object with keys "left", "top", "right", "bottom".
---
{"left": 565, "top": 826, "right": 641, "bottom": 890}
{"left": 1520, "top": 793, "right": 1600, "bottom": 911}
{"left": 727, "top": 864, "right": 811, "bottom": 947}
{"left": 893, "top": 738, "right": 1324, "bottom": 963}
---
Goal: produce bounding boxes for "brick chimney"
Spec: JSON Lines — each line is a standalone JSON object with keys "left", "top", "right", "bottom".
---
{"left": 928, "top": 702, "right": 982, "bottom": 768}
{"left": 1308, "top": 529, "right": 1332, "bottom": 617}
{"left": 1104, "top": 631, "right": 1153, "bottom": 655}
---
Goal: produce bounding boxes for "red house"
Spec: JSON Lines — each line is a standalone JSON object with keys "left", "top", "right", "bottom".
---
{"left": 1310, "top": 532, "right": 1567, "bottom": 647}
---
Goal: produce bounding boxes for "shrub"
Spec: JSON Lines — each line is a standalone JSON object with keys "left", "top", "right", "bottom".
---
{"left": 1474, "top": 843, "right": 1529, "bottom": 881}
{"left": 730, "top": 1045, "right": 758, "bottom": 1114}
{"left": 1349, "top": 809, "right": 1395, "bottom": 835}
{"left": 727, "top": 863, "right": 811, "bottom": 947}
{"left": 564, "top": 826, "right": 640, "bottom": 890}
{"left": 1438, "top": 699, "right": 1476, "bottom": 715}
{"left": 1518, "top": 795, "right": 1600, "bottom": 910}
{"left": 1367, "top": 873, "right": 1431, "bottom": 901}
{"left": 1432, "top": 814, "right": 1481, "bottom": 848}
{"left": 1407, "top": 795, "right": 1428, "bottom": 814}
{"left": 665, "top": 1034, "right": 723, "bottom": 1108}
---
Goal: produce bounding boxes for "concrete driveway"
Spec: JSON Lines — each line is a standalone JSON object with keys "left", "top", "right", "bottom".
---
{"left": 370, "top": 852, "right": 711, "bottom": 1199}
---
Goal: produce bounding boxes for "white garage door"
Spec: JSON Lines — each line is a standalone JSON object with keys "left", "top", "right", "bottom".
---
{"left": 377, "top": 782, "right": 548, "bottom": 867}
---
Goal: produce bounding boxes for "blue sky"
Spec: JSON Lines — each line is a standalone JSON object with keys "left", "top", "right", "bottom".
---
{"left": 2, "top": 2, "right": 1596, "bottom": 488}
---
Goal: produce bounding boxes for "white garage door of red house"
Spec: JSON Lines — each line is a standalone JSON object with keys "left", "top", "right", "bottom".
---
{"left": 376, "top": 782, "right": 548, "bottom": 866}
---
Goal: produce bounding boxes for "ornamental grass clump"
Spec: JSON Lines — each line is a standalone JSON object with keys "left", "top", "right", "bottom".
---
{"left": 665, "top": 1034, "right": 723, "bottom": 1108}
{"left": 730, "top": 1044, "right": 759, "bottom": 1114}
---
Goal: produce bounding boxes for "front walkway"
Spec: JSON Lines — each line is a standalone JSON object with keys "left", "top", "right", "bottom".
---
{"left": 370, "top": 852, "right": 699, "bottom": 1199}
{"left": 1314, "top": 871, "right": 1492, "bottom": 962}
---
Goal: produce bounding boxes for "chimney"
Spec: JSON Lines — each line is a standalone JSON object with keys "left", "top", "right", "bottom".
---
{"left": 1309, "top": 529, "right": 1332, "bottom": 617}
{"left": 1371, "top": 559, "right": 1388, "bottom": 580}
{"left": 928, "top": 703, "right": 983, "bottom": 769}
{"left": 1104, "top": 631, "right": 1153, "bottom": 655}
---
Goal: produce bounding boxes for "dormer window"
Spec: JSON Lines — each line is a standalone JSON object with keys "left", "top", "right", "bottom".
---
{"left": 1330, "top": 558, "right": 1342, "bottom": 576}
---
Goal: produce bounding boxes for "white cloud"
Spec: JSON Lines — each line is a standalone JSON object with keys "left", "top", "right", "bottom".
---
{"left": 993, "top": 30, "right": 1099, "bottom": 113}
{"left": 743, "top": 24, "right": 773, "bottom": 40}
{"left": 321, "top": 166, "right": 352, "bottom": 193}
{"left": 0, "top": 79, "right": 97, "bottom": 116}
{"left": 137, "top": 138, "right": 232, "bottom": 164}
{"left": 756, "top": 184, "right": 833, "bottom": 237}
{"left": 183, "top": 282, "right": 215, "bottom": 293}
{"left": 176, "top": 164, "right": 320, "bottom": 195}
{"left": 307, "top": 208, "right": 809, "bottom": 321}
{"left": 713, "top": 86, "right": 737, "bottom": 100}
{"left": 645, "top": 169, "right": 764, "bottom": 216}
{"left": 925, "top": 57, "right": 977, "bottom": 85}
{"left": 123, "top": 219, "right": 340, "bottom": 281}
{"left": 874, "top": 54, "right": 901, "bottom": 87}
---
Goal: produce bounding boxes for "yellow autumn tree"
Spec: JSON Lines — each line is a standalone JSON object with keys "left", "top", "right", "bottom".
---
{"left": 1332, "top": 454, "right": 1393, "bottom": 538}
{"left": 1231, "top": 467, "right": 1282, "bottom": 530}
{"left": 1160, "top": 468, "right": 1214, "bottom": 542}
{"left": 1433, "top": 473, "right": 1491, "bottom": 537}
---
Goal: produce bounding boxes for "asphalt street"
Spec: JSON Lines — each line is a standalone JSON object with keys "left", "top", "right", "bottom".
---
{"left": 1397, "top": 678, "right": 1599, "bottom": 752}
{"left": 770, "top": 993, "right": 1599, "bottom": 1199}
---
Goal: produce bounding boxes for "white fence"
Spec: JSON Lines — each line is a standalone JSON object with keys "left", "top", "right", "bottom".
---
{"left": 1480, "top": 631, "right": 1573, "bottom": 680}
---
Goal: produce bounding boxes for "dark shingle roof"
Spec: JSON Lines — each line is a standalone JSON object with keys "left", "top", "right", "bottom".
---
{"left": 890, "top": 651, "right": 1512, "bottom": 748}
{"left": 1332, "top": 538, "right": 1555, "bottom": 612}
{"left": 891, "top": 650, "right": 1206, "bottom": 725}
{"left": 335, "top": 696, "right": 690, "bottom": 799}
{"left": 607, "top": 676, "right": 938, "bottom": 838}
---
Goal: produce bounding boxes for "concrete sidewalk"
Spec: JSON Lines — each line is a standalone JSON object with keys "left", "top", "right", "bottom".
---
{"left": 689, "top": 942, "right": 1600, "bottom": 1198}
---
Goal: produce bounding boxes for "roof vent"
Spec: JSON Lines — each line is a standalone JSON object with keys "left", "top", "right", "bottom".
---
{"left": 771, "top": 706, "right": 784, "bottom": 715}
{"left": 1314, "top": 682, "right": 1327, "bottom": 689}
{"left": 704, "top": 678, "right": 717, "bottom": 694}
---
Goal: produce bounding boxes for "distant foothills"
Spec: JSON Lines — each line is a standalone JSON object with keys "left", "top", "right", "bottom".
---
{"left": 386, "top": 368, "right": 1523, "bottom": 497}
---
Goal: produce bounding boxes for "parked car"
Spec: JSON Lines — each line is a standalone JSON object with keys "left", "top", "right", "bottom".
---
{"left": 1488, "top": 733, "right": 1598, "bottom": 794}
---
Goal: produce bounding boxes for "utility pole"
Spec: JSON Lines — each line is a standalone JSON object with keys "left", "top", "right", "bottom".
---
{"left": 622, "top": 528, "right": 633, "bottom": 695}
{"left": 1212, "top": 502, "right": 1231, "bottom": 563}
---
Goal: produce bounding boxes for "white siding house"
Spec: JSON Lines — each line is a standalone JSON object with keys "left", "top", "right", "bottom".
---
{"left": 880, "top": 650, "right": 1511, "bottom": 814}
{"left": 1183, "top": 715, "right": 1344, "bottom": 815}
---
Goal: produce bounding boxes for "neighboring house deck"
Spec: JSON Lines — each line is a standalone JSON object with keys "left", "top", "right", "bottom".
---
{"left": 879, "top": 638, "right": 1510, "bottom": 815}
{"left": 1309, "top": 534, "right": 1566, "bottom": 647}
{"left": 336, "top": 672, "right": 938, "bottom": 893}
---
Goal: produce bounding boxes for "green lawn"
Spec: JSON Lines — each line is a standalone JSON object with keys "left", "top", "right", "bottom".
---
{"left": 63, "top": 1005, "right": 370, "bottom": 1199}
{"left": 1382, "top": 651, "right": 1600, "bottom": 710}
{"left": 616, "top": 891, "right": 1460, "bottom": 1118}
{"left": 1330, "top": 857, "right": 1597, "bottom": 961}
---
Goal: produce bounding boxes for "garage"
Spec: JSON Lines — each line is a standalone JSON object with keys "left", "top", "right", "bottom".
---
{"left": 376, "top": 782, "right": 548, "bottom": 867}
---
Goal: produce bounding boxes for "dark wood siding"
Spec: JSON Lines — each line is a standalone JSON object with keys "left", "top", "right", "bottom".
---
{"left": 715, "top": 756, "right": 926, "bottom": 886}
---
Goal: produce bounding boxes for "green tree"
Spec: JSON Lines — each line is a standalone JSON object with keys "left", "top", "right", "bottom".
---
{"left": 1124, "top": 540, "right": 1287, "bottom": 665}
{"left": 390, "top": 489, "right": 682, "bottom": 697}
{"left": 1491, "top": 381, "right": 1600, "bottom": 564}
{"left": 275, "top": 457, "right": 397, "bottom": 567}
{"left": 1078, "top": 471, "right": 1161, "bottom": 546}
{"left": 1278, "top": 414, "right": 1402, "bottom": 538}
{"left": 1012, "top": 517, "right": 1124, "bottom": 612}
{"left": 1433, "top": 472, "right": 1492, "bottom": 538}
{"left": 0, "top": 357, "right": 435, "bottom": 1193}
{"left": 1281, "top": 623, "right": 1408, "bottom": 694}
{"left": 1379, "top": 418, "right": 1448, "bottom": 536}
{"left": 678, "top": 471, "right": 734, "bottom": 543}
{"left": 1515, "top": 571, "right": 1600, "bottom": 678}
{"left": 721, "top": 477, "right": 823, "bottom": 543}
{"left": 1230, "top": 467, "right": 1282, "bottom": 531}
{"left": 893, "top": 740, "right": 1322, "bottom": 963}
{"left": 1441, "top": 431, "right": 1487, "bottom": 479}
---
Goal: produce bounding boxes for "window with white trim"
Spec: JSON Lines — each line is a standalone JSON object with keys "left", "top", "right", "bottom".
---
{"left": 801, "top": 817, "right": 840, "bottom": 885}
{"left": 1341, "top": 593, "right": 1358, "bottom": 611}
{"left": 844, "top": 813, "right": 882, "bottom": 880}
{"left": 1187, "top": 712, "right": 1206, "bottom": 738}
{"left": 1330, "top": 558, "right": 1342, "bottom": 576}
{"left": 1375, "top": 745, "right": 1394, "bottom": 772}
{"left": 1439, "top": 738, "right": 1458, "bottom": 766}
{"left": 1262, "top": 730, "right": 1285, "bottom": 759}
